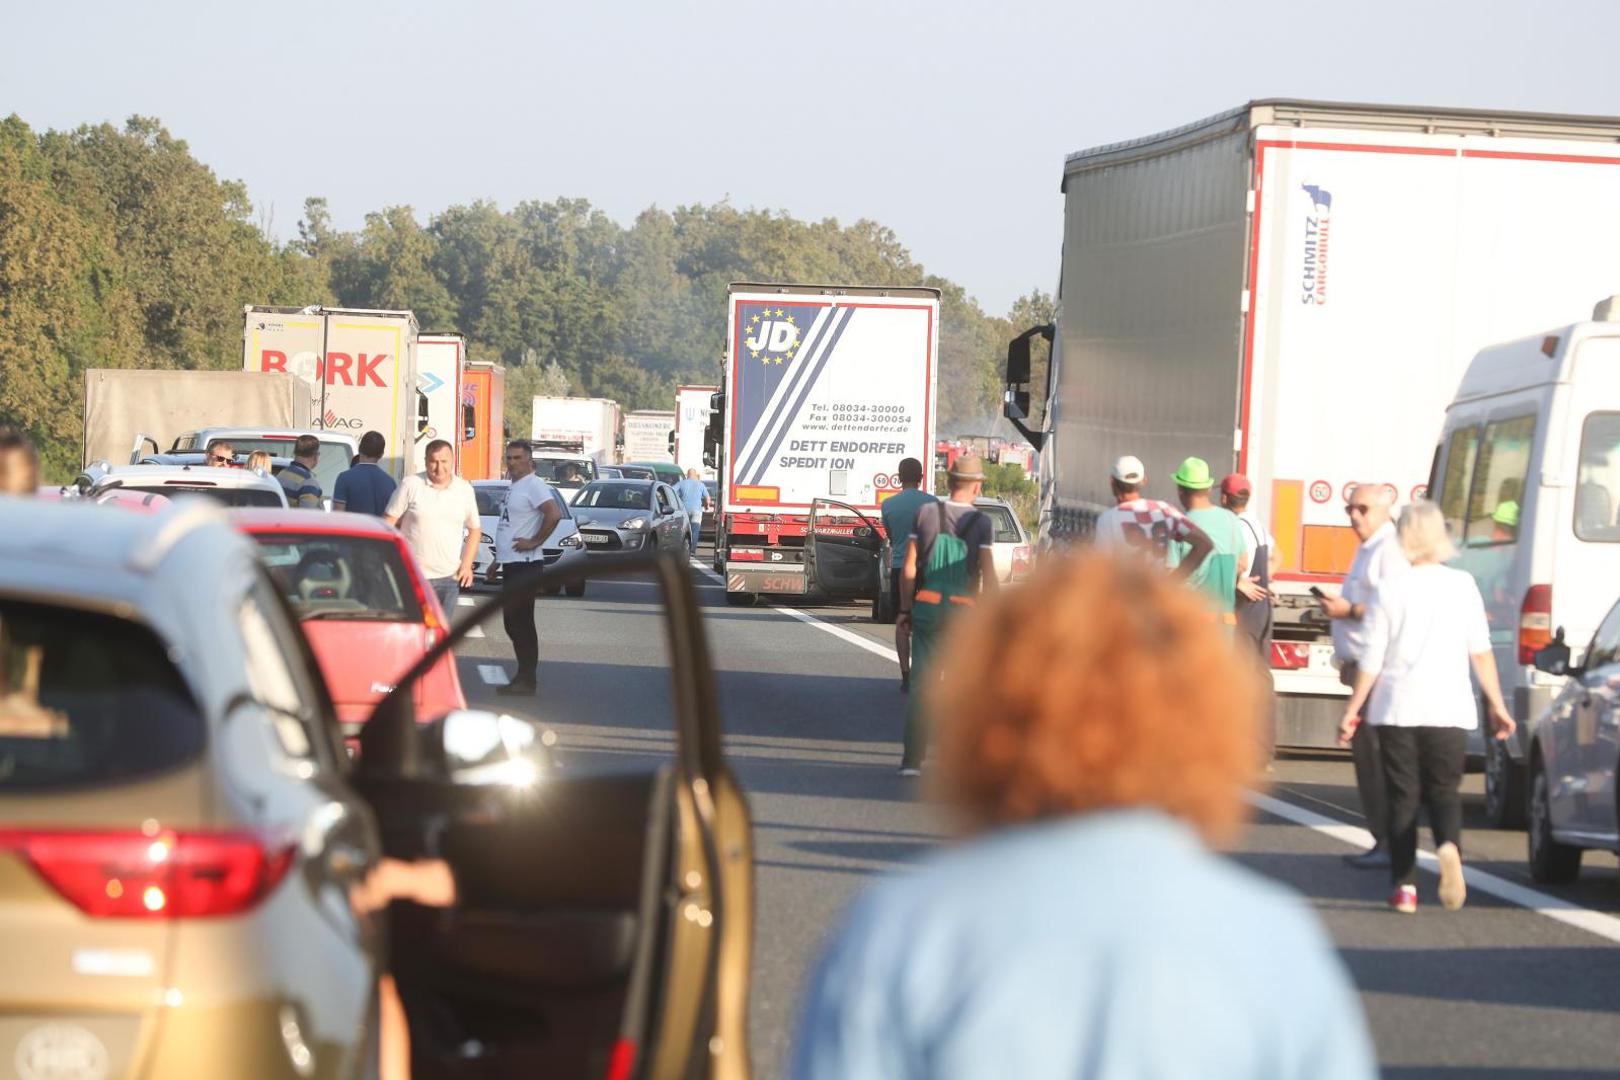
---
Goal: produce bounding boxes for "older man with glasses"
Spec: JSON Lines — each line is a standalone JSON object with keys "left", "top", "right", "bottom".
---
{"left": 1318, "top": 483, "right": 1410, "bottom": 869}
{"left": 205, "top": 439, "right": 235, "bottom": 467}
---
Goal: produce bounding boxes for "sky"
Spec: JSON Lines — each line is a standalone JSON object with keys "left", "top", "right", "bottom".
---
{"left": 5, "top": 0, "right": 1619, "bottom": 316}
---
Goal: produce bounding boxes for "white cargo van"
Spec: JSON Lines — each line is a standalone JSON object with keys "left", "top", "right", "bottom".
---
{"left": 1429, "top": 297, "right": 1620, "bottom": 825}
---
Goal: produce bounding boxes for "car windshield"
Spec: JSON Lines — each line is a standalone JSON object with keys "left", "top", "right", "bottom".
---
{"left": 574, "top": 483, "right": 652, "bottom": 510}
{"left": 536, "top": 459, "right": 595, "bottom": 485}
{"left": 251, "top": 534, "right": 424, "bottom": 622}
{"left": 618, "top": 466, "right": 655, "bottom": 480}
{"left": 475, "top": 486, "right": 509, "bottom": 517}
{"left": 116, "top": 484, "right": 284, "bottom": 508}
{"left": 189, "top": 438, "right": 352, "bottom": 494}
{"left": 0, "top": 599, "right": 204, "bottom": 791}
{"left": 979, "top": 504, "right": 1022, "bottom": 543}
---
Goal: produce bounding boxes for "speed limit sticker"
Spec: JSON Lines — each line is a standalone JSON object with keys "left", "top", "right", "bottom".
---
{"left": 873, "top": 473, "right": 894, "bottom": 490}
{"left": 1309, "top": 480, "right": 1332, "bottom": 504}
{"left": 1411, "top": 484, "right": 1429, "bottom": 502}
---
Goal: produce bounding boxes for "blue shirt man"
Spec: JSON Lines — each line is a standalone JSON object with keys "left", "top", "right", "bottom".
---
{"left": 674, "top": 470, "right": 711, "bottom": 556}
{"left": 331, "top": 430, "right": 396, "bottom": 516}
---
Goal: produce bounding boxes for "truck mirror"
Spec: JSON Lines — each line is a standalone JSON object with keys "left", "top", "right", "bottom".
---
{"left": 1002, "top": 324, "right": 1052, "bottom": 449}
{"left": 1004, "top": 387, "right": 1032, "bottom": 421}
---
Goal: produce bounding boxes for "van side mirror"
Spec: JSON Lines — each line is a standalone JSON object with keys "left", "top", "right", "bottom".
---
{"left": 1533, "top": 627, "right": 1578, "bottom": 678}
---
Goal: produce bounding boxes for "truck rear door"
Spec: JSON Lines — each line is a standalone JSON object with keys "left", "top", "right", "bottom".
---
{"left": 805, "top": 499, "right": 881, "bottom": 598}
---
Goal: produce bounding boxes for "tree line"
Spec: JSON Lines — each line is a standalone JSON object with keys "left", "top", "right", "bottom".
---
{"left": 0, "top": 115, "right": 1052, "bottom": 480}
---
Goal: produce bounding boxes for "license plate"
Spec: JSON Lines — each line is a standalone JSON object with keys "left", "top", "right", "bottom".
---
{"left": 582, "top": 533, "right": 610, "bottom": 545}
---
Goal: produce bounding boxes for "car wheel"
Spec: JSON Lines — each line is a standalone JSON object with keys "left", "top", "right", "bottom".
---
{"left": 1484, "top": 735, "right": 1527, "bottom": 829}
{"left": 726, "top": 591, "right": 757, "bottom": 608}
{"left": 565, "top": 581, "right": 586, "bottom": 598}
{"left": 872, "top": 585, "right": 895, "bottom": 624}
{"left": 1527, "top": 756, "right": 1581, "bottom": 883}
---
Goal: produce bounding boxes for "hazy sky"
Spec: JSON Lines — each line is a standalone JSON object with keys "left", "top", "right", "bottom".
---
{"left": 6, "top": 0, "right": 1618, "bottom": 314}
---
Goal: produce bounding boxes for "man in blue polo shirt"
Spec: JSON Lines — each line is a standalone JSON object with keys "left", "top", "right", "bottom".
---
{"left": 332, "top": 430, "right": 396, "bottom": 515}
{"left": 879, "top": 457, "right": 934, "bottom": 693}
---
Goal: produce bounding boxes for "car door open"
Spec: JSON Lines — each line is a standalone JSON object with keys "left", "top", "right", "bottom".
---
{"left": 350, "top": 552, "right": 753, "bottom": 1080}
{"left": 805, "top": 498, "right": 883, "bottom": 598}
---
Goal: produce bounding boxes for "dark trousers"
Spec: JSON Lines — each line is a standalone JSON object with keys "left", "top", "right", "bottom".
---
{"left": 502, "top": 561, "right": 544, "bottom": 684}
{"left": 429, "top": 576, "right": 460, "bottom": 616}
{"left": 1378, "top": 725, "right": 1467, "bottom": 887}
{"left": 1342, "top": 661, "right": 1387, "bottom": 846}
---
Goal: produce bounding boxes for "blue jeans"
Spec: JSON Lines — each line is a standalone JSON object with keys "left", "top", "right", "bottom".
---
{"left": 687, "top": 514, "right": 702, "bottom": 555}
{"left": 430, "top": 577, "right": 460, "bottom": 617}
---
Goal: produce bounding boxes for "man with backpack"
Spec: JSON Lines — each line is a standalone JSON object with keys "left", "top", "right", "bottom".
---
{"left": 895, "top": 455, "right": 997, "bottom": 776}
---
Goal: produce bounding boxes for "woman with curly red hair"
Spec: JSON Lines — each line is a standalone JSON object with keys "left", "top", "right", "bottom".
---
{"left": 792, "top": 552, "right": 1375, "bottom": 1080}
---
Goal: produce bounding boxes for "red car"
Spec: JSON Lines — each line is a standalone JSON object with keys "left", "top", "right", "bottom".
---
{"left": 230, "top": 509, "right": 467, "bottom": 730}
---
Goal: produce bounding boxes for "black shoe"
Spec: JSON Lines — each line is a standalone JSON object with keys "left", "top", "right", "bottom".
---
{"left": 1343, "top": 846, "right": 1391, "bottom": 869}
{"left": 496, "top": 679, "right": 537, "bottom": 696}
{"left": 900, "top": 672, "right": 910, "bottom": 694}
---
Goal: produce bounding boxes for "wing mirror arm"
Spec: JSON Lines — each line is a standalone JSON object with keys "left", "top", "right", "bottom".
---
{"left": 1533, "top": 626, "right": 1582, "bottom": 680}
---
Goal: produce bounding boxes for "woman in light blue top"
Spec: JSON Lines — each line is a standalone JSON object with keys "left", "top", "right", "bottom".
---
{"left": 792, "top": 552, "right": 1377, "bottom": 1080}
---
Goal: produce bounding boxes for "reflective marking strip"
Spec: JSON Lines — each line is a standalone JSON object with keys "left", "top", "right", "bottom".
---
{"left": 476, "top": 665, "right": 510, "bottom": 686}
{"left": 1250, "top": 791, "right": 1620, "bottom": 945}
{"left": 457, "top": 596, "right": 477, "bottom": 607}
{"left": 694, "top": 561, "right": 898, "bottom": 664}
{"left": 465, "top": 625, "right": 485, "bottom": 638}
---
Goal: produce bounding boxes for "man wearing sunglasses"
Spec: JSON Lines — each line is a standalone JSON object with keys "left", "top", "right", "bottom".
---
{"left": 205, "top": 439, "right": 235, "bottom": 467}
{"left": 1319, "top": 483, "right": 1409, "bottom": 869}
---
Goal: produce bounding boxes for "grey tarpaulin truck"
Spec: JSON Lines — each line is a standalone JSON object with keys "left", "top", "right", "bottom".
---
{"left": 82, "top": 369, "right": 314, "bottom": 468}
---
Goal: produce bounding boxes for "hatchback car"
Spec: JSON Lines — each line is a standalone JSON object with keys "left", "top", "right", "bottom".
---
{"left": 76, "top": 462, "right": 288, "bottom": 508}
{"left": 975, "top": 496, "right": 1035, "bottom": 585}
{"left": 231, "top": 510, "right": 467, "bottom": 730}
{"left": 571, "top": 479, "right": 690, "bottom": 555}
{"left": 469, "top": 479, "right": 589, "bottom": 596}
{"left": 1525, "top": 602, "right": 1620, "bottom": 881}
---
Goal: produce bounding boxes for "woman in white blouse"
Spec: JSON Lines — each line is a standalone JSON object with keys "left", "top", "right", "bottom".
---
{"left": 1338, "top": 501, "right": 1515, "bottom": 915}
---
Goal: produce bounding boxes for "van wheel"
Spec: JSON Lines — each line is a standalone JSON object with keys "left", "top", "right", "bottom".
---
{"left": 726, "top": 591, "right": 757, "bottom": 608}
{"left": 1484, "top": 736, "right": 1527, "bottom": 829}
{"left": 565, "top": 582, "right": 586, "bottom": 598}
{"left": 1527, "top": 758, "right": 1581, "bottom": 883}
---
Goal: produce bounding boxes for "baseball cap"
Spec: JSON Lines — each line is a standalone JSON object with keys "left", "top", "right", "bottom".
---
{"left": 1492, "top": 499, "right": 1520, "bottom": 528}
{"left": 1111, "top": 455, "right": 1146, "bottom": 484}
{"left": 1172, "top": 457, "right": 1215, "bottom": 491}
{"left": 1220, "top": 473, "right": 1252, "bottom": 498}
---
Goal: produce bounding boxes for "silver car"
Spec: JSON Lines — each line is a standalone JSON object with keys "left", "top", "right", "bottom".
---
{"left": 76, "top": 462, "right": 289, "bottom": 508}
{"left": 571, "top": 479, "right": 690, "bottom": 555}
{"left": 471, "top": 479, "right": 590, "bottom": 596}
{"left": 975, "top": 496, "right": 1034, "bottom": 585}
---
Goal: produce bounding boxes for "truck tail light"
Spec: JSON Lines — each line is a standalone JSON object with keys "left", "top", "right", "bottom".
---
{"left": 1012, "top": 545, "right": 1032, "bottom": 576}
{"left": 1519, "top": 584, "right": 1552, "bottom": 664}
{"left": 1270, "top": 642, "right": 1310, "bottom": 670}
{"left": 0, "top": 829, "right": 295, "bottom": 918}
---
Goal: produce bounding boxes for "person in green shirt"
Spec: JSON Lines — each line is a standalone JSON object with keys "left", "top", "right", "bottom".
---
{"left": 1172, "top": 457, "right": 1243, "bottom": 622}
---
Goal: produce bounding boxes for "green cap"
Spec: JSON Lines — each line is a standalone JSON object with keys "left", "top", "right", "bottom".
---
{"left": 1493, "top": 500, "right": 1520, "bottom": 528}
{"left": 1172, "top": 456, "right": 1214, "bottom": 491}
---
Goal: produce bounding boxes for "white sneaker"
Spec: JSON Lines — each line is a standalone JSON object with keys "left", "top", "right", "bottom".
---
{"left": 897, "top": 767, "right": 922, "bottom": 778}
{"left": 1436, "top": 842, "right": 1466, "bottom": 911}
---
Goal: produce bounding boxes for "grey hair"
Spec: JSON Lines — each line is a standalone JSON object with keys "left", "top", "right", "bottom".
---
{"left": 1397, "top": 500, "right": 1457, "bottom": 564}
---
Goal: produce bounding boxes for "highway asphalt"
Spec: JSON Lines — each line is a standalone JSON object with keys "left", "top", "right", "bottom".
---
{"left": 448, "top": 555, "right": 1620, "bottom": 1078}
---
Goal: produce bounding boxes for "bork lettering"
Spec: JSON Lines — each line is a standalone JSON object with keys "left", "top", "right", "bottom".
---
{"left": 256, "top": 350, "right": 390, "bottom": 386}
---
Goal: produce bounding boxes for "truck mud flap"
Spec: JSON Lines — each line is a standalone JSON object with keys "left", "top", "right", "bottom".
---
{"left": 727, "top": 569, "right": 807, "bottom": 595}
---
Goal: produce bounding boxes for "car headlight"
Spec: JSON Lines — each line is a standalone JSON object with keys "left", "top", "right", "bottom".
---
{"left": 559, "top": 534, "right": 583, "bottom": 549}
{"left": 620, "top": 517, "right": 647, "bottom": 530}
{"left": 480, "top": 532, "right": 493, "bottom": 545}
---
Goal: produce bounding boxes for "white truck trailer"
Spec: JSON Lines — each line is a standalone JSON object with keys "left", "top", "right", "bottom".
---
{"left": 415, "top": 333, "right": 465, "bottom": 471}
{"left": 242, "top": 306, "right": 422, "bottom": 479}
{"left": 530, "top": 396, "right": 620, "bottom": 466}
{"left": 1003, "top": 99, "right": 1620, "bottom": 754}
{"left": 623, "top": 410, "right": 676, "bottom": 464}
{"left": 713, "top": 283, "right": 939, "bottom": 605}
{"left": 675, "top": 384, "right": 719, "bottom": 478}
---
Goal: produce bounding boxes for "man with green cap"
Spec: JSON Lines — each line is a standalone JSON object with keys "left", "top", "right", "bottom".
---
{"left": 1491, "top": 499, "right": 1520, "bottom": 544}
{"left": 1172, "top": 456, "right": 1244, "bottom": 622}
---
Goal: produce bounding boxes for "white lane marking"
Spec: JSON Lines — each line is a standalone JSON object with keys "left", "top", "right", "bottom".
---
{"left": 465, "top": 624, "right": 485, "bottom": 638}
{"left": 690, "top": 559, "right": 898, "bottom": 664}
{"left": 1250, "top": 791, "right": 1620, "bottom": 946}
{"left": 476, "top": 664, "right": 510, "bottom": 686}
{"left": 457, "top": 596, "right": 477, "bottom": 607}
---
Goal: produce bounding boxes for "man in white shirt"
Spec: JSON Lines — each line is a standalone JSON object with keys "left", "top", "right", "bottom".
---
{"left": 1093, "top": 455, "right": 1213, "bottom": 580}
{"left": 487, "top": 439, "right": 562, "bottom": 695}
{"left": 384, "top": 439, "right": 481, "bottom": 615}
{"left": 1319, "top": 483, "right": 1409, "bottom": 868}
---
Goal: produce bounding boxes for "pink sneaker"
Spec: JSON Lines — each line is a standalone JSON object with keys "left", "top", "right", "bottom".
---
{"left": 1389, "top": 885, "right": 1418, "bottom": 914}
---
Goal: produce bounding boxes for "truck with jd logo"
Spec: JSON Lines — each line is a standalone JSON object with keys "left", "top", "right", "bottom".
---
{"left": 708, "top": 283, "right": 940, "bottom": 608}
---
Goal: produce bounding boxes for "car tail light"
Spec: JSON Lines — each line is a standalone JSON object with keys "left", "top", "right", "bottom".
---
{"left": 1271, "top": 642, "right": 1311, "bottom": 670}
{"left": 1519, "top": 584, "right": 1552, "bottom": 664}
{"left": 0, "top": 829, "right": 294, "bottom": 919}
{"left": 1012, "top": 545, "right": 1032, "bottom": 576}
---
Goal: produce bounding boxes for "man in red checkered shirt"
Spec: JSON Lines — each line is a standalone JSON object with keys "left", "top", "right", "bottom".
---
{"left": 1094, "top": 454, "right": 1214, "bottom": 580}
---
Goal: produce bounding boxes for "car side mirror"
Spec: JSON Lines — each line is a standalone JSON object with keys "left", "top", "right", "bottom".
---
{"left": 441, "top": 709, "right": 558, "bottom": 787}
{"left": 1533, "top": 627, "right": 1577, "bottom": 678}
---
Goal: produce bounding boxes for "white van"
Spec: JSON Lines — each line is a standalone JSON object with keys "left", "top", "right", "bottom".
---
{"left": 1429, "top": 297, "right": 1620, "bottom": 827}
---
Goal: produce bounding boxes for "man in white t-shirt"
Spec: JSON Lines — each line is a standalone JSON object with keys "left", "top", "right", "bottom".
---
{"left": 1319, "top": 483, "right": 1409, "bottom": 868}
{"left": 487, "top": 439, "right": 562, "bottom": 695}
{"left": 1094, "top": 454, "right": 1213, "bottom": 581}
{"left": 384, "top": 439, "right": 481, "bottom": 615}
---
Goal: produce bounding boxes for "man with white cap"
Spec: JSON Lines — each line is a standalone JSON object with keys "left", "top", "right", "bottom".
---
{"left": 1094, "top": 454, "right": 1214, "bottom": 580}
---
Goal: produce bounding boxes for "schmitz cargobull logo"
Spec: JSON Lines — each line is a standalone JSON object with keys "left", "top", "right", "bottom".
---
{"left": 1301, "top": 184, "right": 1332, "bottom": 305}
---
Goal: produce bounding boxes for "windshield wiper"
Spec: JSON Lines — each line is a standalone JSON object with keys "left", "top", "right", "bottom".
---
{"left": 297, "top": 610, "right": 404, "bottom": 622}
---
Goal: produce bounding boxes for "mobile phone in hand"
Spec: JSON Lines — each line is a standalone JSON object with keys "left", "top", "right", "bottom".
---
{"left": 1308, "top": 586, "right": 1326, "bottom": 599}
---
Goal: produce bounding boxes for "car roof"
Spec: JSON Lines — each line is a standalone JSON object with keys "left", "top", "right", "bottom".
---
{"left": 472, "top": 479, "right": 511, "bottom": 488}
{"left": 87, "top": 463, "right": 283, "bottom": 490}
{"left": 229, "top": 508, "right": 402, "bottom": 538}
{"left": 974, "top": 497, "right": 1015, "bottom": 509}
